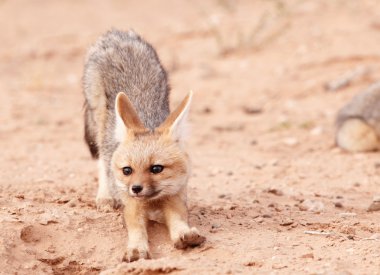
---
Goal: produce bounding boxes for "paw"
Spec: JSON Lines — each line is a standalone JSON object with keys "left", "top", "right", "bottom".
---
{"left": 122, "top": 247, "right": 150, "bottom": 262}
{"left": 96, "top": 197, "right": 115, "bottom": 212}
{"left": 174, "top": 227, "right": 206, "bottom": 249}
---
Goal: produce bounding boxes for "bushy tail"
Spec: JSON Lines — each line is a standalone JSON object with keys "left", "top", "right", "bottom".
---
{"left": 336, "top": 118, "right": 379, "bottom": 152}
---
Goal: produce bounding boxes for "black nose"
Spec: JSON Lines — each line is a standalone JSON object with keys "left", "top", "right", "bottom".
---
{"left": 131, "top": 185, "right": 143, "bottom": 194}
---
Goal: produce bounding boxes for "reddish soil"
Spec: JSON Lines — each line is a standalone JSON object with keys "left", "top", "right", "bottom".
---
{"left": 1, "top": 0, "right": 380, "bottom": 274}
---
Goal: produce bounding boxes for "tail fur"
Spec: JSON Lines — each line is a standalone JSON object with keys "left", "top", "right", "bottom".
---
{"left": 336, "top": 118, "right": 380, "bottom": 152}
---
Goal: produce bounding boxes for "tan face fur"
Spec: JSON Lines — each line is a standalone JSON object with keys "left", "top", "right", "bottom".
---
{"left": 112, "top": 132, "right": 189, "bottom": 199}
{"left": 112, "top": 92, "right": 192, "bottom": 201}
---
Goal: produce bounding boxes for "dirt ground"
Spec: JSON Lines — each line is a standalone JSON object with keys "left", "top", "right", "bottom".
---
{"left": 1, "top": 0, "right": 380, "bottom": 274}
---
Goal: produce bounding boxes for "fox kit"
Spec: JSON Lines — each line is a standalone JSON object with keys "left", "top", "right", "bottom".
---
{"left": 336, "top": 82, "right": 380, "bottom": 152}
{"left": 83, "top": 29, "right": 205, "bottom": 261}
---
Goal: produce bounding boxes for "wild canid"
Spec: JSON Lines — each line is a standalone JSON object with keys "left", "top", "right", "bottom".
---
{"left": 336, "top": 82, "right": 380, "bottom": 152}
{"left": 83, "top": 29, "right": 205, "bottom": 261}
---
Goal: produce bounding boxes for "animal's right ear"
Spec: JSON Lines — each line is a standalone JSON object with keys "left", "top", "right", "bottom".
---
{"left": 114, "top": 92, "right": 146, "bottom": 141}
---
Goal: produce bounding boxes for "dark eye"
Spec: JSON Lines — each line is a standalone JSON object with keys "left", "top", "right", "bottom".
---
{"left": 122, "top": 166, "right": 133, "bottom": 176}
{"left": 150, "top": 165, "right": 164, "bottom": 174}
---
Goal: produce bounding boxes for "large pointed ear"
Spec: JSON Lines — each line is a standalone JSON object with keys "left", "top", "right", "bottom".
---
{"left": 157, "top": 91, "right": 193, "bottom": 142}
{"left": 114, "top": 92, "right": 146, "bottom": 141}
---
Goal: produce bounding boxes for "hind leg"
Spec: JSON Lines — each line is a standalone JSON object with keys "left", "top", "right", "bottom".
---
{"left": 336, "top": 118, "right": 380, "bottom": 152}
{"left": 84, "top": 105, "right": 99, "bottom": 159}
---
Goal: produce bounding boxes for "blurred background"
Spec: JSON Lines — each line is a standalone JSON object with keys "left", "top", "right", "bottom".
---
{"left": 1, "top": 0, "right": 380, "bottom": 273}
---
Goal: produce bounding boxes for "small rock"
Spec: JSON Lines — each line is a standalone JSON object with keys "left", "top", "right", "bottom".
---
{"left": 20, "top": 225, "right": 40, "bottom": 243}
{"left": 229, "top": 205, "right": 238, "bottom": 210}
{"left": 244, "top": 260, "right": 263, "bottom": 267}
{"left": 269, "top": 159, "right": 279, "bottom": 166}
{"left": 38, "top": 213, "right": 59, "bottom": 225}
{"left": 38, "top": 256, "right": 65, "bottom": 265}
{"left": 366, "top": 233, "right": 380, "bottom": 240}
{"left": 211, "top": 223, "right": 221, "bottom": 229}
{"left": 367, "top": 201, "right": 380, "bottom": 212}
{"left": 250, "top": 140, "right": 257, "bottom": 146}
{"left": 211, "top": 205, "right": 223, "bottom": 211}
{"left": 334, "top": 202, "right": 343, "bottom": 208}
{"left": 265, "top": 188, "right": 284, "bottom": 196}
{"left": 339, "top": 212, "right": 357, "bottom": 218}
{"left": 46, "top": 246, "right": 56, "bottom": 253}
{"left": 283, "top": 137, "right": 298, "bottom": 146}
{"left": 301, "top": 253, "right": 314, "bottom": 259}
{"left": 242, "top": 106, "right": 263, "bottom": 115}
{"left": 304, "top": 230, "right": 332, "bottom": 236}
{"left": 67, "top": 198, "right": 79, "bottom": 207}
{"left": 202, "top": 107, "right": 212, "bottom": 114}
{"left": 280, "top": 219, "right": 294, "bottom": 226}
{"left": 272, "top": 263, "right": 287, "bottom": 270}
{"left": 310, "top": 126, "right": 322, "bottom": 136}
{"left": 255, "top": 217, "right": 264, "bottom": 223}
{"left": 373, "top": 196, "right": 380, "bottom": 202}
{"left": 340, "top": 224, "right": 356, "bottom": 235}
{"left": 299, "top": 199, "right": 324, "bottom": 212}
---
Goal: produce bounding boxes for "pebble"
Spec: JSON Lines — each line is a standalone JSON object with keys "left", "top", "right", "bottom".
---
{"left": 283, "top": 137, "right": 299, "bottom": 146}
{"left": 373, "top": 196, "right": 380, "bottom": 202}
{"left": 299, "top": 199, "right": 324, "bottom": 212}
{"left": 334, "top": 202, "right": 343, "bottom": 208}
{"left": 242, "top": 106, "right": 263, "bottom": 115}
{"left": 280, "top": 219, "right": 294, "bottom": 226}
{"left": 310, "top": 126, "right": 322, "bottom": 136}
{"left": 67, "top": 198, "right": 79, "bottom": 207}
{"left": 339, "top": 212, "right": 357, "bottom": 218}
{"left": 211, "top": 223, "right": 221, "bottom": 229}
{"left": 365, "top": 233, "right": 380, "bottom": 240}
{"left": 367, "top": 200, "right": 380, "bottom": 212}
{"left": 304, "top": 230, "right": 332, "bottom": 236}
{"left": 211, "top": 205, "right": 223, "bottom": 211}
{"left": 20, "top": 225, "right": 40, "bottom": 243}
{"left": 265, "top": 188, "right": 284, "bottom": 196}
{"left": 301, "top": 253, "right": 314, "bottom": 259}
{"left": 272, "top": 263, "right": 288, "bottom": 269}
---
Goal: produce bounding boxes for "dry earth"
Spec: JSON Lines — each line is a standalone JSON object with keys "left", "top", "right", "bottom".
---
{"left": 1, "top": 0, "right": 380, "bottom": 274}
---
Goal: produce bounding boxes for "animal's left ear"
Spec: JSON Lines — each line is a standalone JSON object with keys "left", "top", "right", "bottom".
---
{"left": 157, "top": 91, "right": 193, "bottom": 142}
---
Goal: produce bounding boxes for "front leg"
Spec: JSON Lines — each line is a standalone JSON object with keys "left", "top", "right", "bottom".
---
{"left": 96, "top": 158, "right": 116, "bottom": 212}
{"left": 122, "top": 199, "right": 150, "bottom": 262}
{"left": 163, "top": 195, "right": 206, "bottom": 249}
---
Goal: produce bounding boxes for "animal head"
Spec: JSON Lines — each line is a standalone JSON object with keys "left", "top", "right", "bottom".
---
{"left": 111, "top": 92, "right": 192, "bottom": 200}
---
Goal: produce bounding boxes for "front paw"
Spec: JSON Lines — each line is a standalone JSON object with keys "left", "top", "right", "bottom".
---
{"left": 122, "top": 247, "right": 150, "bottom": 262}
{"left": 174, "top": 227, "right": 206, "bottom": 249}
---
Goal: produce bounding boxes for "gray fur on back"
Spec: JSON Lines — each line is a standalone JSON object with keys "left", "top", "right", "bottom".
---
{"left": 336, "top": 81, "right": 380, "bottom": 135}
{"left": 83, "top": 29, "right": 170, "bottom": 160}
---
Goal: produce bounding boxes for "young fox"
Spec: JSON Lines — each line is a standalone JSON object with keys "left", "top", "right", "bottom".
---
{"left": 83, "top": 29, "right": 205, "bottom": 261}
{"left": 336, "top": 82, "right": 380, "bottom": 152}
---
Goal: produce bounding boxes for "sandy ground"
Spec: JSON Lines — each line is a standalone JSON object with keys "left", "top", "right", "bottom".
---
{"left": 1, "top": 0, "right": 380, "bottom": 274}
